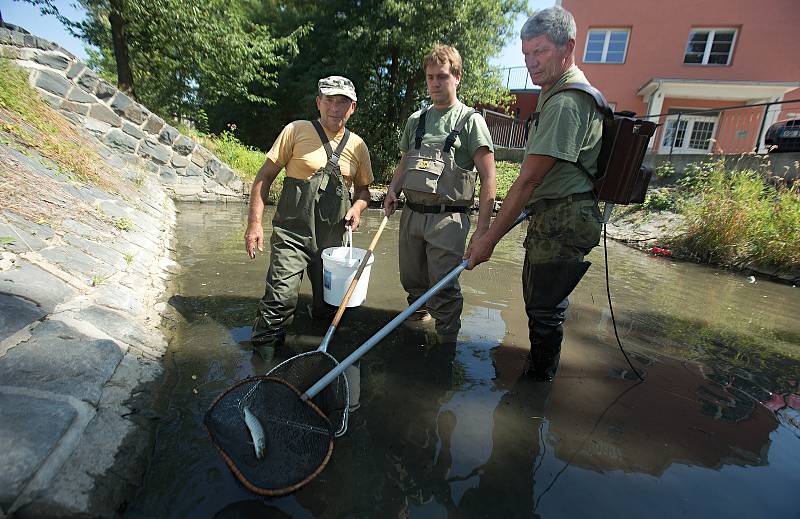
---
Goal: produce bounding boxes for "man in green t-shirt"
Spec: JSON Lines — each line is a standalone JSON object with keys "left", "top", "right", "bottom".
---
{"left": 384, "top": 44, "right": 496, "bottom": 344}
{"left": 465, "top": 6, "right": 602, "bottom": 381}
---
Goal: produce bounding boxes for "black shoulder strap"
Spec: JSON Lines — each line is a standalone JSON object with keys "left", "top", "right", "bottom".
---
{"left": 312, "top": 119, "right": 350, "bottom": 166}
{"left": 540, "top": 83, "right": 613, "bottom": 118}
{"left": 442, "top": 108, "right": 477, "bottom": 154}
{"left": 414, "top": 110, "right": 428, "bottom": 150}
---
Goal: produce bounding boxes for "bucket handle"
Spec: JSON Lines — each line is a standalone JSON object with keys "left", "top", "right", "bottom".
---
{"left": 346, "top": 225, "right": 353, "bottom": 262}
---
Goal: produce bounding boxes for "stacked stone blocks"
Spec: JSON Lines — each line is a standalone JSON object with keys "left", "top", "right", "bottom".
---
{"left": 0, "top": 26, "right": 246, "bottom": 202}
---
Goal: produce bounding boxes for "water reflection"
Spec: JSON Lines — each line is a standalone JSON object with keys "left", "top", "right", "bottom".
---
{"left": 126, "top": 204, "right": 800, "bottom": 519}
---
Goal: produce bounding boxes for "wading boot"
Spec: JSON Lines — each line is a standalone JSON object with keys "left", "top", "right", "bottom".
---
{"left": 523, "top": 260, "right": 591, "bottom": 381}
{"left": 525, "top": 325, "right": 563, "bottom": 381}
{"left": 251, "top": 329, "right": 285, "bottom": 362}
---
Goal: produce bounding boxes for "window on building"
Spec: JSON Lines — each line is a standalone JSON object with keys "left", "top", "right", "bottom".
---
{"left": 684, "top": 29, "right": 737, "bottom": 65}
{"left": 584, "top": 29, "right": 630, "bottom": 64}
{"left": 660, "top": 111, "right": 719, "bottom": 154}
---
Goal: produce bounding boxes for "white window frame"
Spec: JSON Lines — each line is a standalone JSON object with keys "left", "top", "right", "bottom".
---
{"left": 683, "top": 28, "right": 738, "bottom": 66}
{"left": 659, "top": 113, "right": 720, "bottom": 154}
{"left": 583, "top": 29, "right": 630, "bottom": 64}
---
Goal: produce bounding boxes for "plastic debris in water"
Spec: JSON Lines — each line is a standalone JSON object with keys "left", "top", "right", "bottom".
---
{"left": 746, "top": 276, "right": 756, "bottom": 284}
{"left": 649, "top": 246, "right": 672, "bottom": 256}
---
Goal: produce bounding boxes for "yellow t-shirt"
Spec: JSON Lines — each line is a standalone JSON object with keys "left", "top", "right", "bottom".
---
{"left": 265, "top": 120, "right": 374, "bottom": 188}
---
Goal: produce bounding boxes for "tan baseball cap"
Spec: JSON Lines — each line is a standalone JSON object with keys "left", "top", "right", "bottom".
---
{"left": 318, "top": 75, "right": 357, "bottom": 102}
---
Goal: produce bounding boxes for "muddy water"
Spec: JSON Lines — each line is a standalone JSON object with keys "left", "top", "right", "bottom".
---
{"left": 127, "top": 203, "right": 800, "bottom": 518}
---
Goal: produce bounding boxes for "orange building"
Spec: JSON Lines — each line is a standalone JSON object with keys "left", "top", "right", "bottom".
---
{"left": 561, "top": 0, "right": 800, "bottom": 154}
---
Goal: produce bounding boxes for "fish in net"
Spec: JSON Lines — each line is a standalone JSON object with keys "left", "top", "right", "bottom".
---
{"left": 204, "top": 376, "right": 334, "bottom": 496}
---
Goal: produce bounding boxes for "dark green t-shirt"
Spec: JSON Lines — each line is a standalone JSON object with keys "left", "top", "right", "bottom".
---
{"left": 400, "top": 101, "right": 494, "bottom": 170}
{"left": 526, "top": 66, "right": 602, "bottom": 203}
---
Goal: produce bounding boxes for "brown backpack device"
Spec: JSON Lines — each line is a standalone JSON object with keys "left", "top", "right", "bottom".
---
{"left": 539, "top": 83, "right": 658, "bottom": 205}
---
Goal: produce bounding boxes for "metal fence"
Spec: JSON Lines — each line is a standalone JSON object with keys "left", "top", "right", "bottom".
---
{"left": 482, "top": 109, "right": 531, "bottom": 149}
{"left": 484, "top": 96, "right": 800, "bottom": 154}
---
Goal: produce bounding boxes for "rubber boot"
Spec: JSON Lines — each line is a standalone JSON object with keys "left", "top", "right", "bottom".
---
{"left": 526, "top": 325, "right": 563, "bottom": 381}
{"left": 523, "top": 260, "right": 590, "bottom": 381}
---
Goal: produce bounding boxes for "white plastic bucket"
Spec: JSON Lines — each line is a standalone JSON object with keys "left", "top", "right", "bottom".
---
{"left": 321, "top": 246, "right": 374, "bottom": 307}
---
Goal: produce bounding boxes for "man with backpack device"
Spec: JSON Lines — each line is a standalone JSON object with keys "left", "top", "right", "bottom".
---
{"left": 465, "top": 6, "right": 655, "bottom": 381}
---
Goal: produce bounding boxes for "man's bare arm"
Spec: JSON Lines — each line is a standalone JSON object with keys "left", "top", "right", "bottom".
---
{"left": 470, "top": 146, "right": 496, "bottom": 243}
{"left": 245, "top": 158, "right": 282, "bottom": 258}
{"left": 464, "top": 154, "right": 557, "bottom": 269}
{"left": 382, "top": 153, "right": 408, "bottom": 216}
{"left": 345, "top": 184, "right": 371, "bottom": 230}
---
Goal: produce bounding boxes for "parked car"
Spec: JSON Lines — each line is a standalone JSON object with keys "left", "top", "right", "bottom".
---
{"left": 764, "top": 118, "right": 800, "bottom": 152}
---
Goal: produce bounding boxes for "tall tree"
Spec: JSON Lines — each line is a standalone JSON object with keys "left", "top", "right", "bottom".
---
{"left": 255, "top": 0, "right": 526, "bottom": 178}
{"left": 22, "top": 0, "right": 306, "bottom": 121}
{"left": 106, "top": 0, "right": 133, "bottom": 94}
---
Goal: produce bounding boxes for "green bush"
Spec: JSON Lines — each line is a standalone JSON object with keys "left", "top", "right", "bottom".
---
{"left": 642, "top": 187, "right": 675, "bottom": 211}
{"left": 198, "top": 127, "right": 284, "bottom": 203}
{"left": 494, "top": 161, "right": 519, "bottom": 200}
{"left": 203, "top": 128, "right": 266, "bottom": 182}
{"left": 678, "top": 159, "right": 800, "bottom": 270}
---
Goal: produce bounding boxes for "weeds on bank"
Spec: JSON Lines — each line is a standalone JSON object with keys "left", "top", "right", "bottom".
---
{"left": 676, "top": 159, "right": 800, "bottom": 271}
{"left": 176, "top": 124, "right": 283, "bottom": 203}
{"left": 113, "top": 217, "right": 134, "bottom": 231}
{"left": 0, "top": 58, "right": 113, "bottom": 190}
{"left": 472, "top": 160, "right": 519, "bottom": 201}
{"left": 495, "top": 161, "right": 519, "bottom": 200}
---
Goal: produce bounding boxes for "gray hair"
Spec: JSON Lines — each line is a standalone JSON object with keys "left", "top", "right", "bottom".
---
{"left": 520, "top": 6, "right": 576, "bottom": 47}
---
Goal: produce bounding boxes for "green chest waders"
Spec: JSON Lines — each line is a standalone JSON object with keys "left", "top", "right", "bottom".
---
{"left": 252, "top": 122, "right": 352, "bottom": 350}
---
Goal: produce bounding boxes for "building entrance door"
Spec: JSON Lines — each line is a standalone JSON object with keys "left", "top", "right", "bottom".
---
{"left": 660, "top": 114, "right": 719, "bottom": 154}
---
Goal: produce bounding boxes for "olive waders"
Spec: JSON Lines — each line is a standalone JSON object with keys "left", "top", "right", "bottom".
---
{"left": 251, "top": 121, "right": 351, "bottom": 357}
{"left": 522, "top": 193, "right": 600, "bottom": 380}
{"left": 399, "top": 109, "right": 478, "bottom": 342}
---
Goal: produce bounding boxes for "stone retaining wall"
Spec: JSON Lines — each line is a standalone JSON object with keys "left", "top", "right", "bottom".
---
{"left": 0, "top": 25, "right": 204, "bottom": 518}
{"left": 0, "top": 134, "right": 177, "bottom": 516}
{"left": 0, "top": 25, "right": 246, "bottom": 202}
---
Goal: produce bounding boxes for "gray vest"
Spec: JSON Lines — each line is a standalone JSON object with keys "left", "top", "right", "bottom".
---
{"left": 401, "top": 109, "right": 478, "bottom": 205}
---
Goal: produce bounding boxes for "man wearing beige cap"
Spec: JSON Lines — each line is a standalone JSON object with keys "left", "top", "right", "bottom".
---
{"left": 245, "top": 75, "right": 373, "bottom": 357}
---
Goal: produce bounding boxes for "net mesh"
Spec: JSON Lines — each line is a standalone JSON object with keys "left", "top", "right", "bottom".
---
{"left": 204, "top": 376, "right": 334, "bottom": 496}
{"left": 267, "top": 351, "right": 350, "bottom": 437}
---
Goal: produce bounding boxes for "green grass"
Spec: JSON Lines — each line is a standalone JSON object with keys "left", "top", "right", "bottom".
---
{"left": 675, "top": 158, "right": 800, "bottom": 271}
{"left": 178, "top": 126, "right": 284, "bottom": 203}
{"left": 113, "top": 217, "right": 133, "bottom": 231}
{"left": 494, "top": 161, "right": 519, "bottom": 200}
{"left": 0, "top": 58, "right": 112, "bottom": 188}
{"left": 204, "top": 130, "right": 266, "bottom": 182}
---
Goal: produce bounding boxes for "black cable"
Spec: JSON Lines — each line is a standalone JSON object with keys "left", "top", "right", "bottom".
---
{"left": 603, "top": 221, "right": 645, "bottom": 381}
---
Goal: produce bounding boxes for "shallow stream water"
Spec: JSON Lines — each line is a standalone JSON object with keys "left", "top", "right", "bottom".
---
{"left": 126, "top": 203, "right": 800, "bottom": 518}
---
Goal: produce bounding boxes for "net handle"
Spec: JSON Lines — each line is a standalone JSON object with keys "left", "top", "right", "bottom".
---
{"left": 320, "top": 215, "right": 389, "bottom": 352}
{"left": 305, "top": 210, "right": 530, "bottom": 399}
